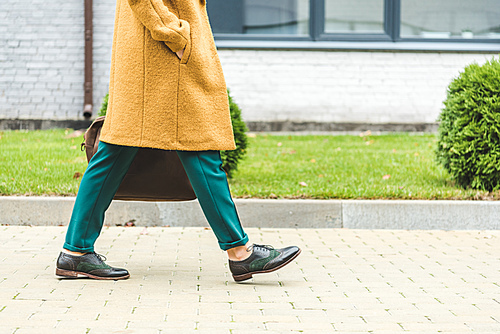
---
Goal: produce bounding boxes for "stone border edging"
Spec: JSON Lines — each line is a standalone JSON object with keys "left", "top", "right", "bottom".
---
{"left": 0, "top": 197, "right": 498, "bottom": 230}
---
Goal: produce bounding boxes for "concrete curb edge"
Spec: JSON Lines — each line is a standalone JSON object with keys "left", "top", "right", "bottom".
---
{"left": 1, "top": 197, "right": 498, "bottom": 230}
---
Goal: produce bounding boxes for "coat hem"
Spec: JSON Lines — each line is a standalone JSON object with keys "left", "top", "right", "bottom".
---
{"left": 99, "top": 137, "right": 236, "bottom": 152}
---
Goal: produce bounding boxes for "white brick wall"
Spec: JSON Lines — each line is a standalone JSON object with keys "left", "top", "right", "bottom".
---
{"left": 0, "top": 0, "right": 496, "bottom": 125}
{"left": 92, "top": 0, "right": 116, "bottom": 112}
{"left": 219, "top": 50, "right": 494, "bottom": 124}
{"left": 0, "top": 0, "right": 114, "bottom": 120}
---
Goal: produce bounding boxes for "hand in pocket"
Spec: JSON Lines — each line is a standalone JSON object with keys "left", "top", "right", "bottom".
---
{"left": 176, "top": 48, "right": 185, "bottom": 60}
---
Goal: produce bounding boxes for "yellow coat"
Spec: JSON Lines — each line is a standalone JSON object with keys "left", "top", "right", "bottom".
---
{"left": 100, "top": 0, "right": 236, "bottom": 151}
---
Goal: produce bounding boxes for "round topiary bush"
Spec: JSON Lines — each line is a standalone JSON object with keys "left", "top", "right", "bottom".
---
{"left": 99, "top": 90, "right": 248, "bottom": 178}
{"left": 436, "top": 57, "right": 500, "bottom": 191}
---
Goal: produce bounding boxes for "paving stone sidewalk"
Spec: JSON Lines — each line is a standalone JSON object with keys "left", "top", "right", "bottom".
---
{"left": 0, "top": 226, "right": 499, "bottom": 334}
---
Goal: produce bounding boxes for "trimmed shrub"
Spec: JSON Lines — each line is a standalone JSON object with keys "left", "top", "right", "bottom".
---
{"left": 99, "top": 90, "right": 248, "bottom": 178}
{"left": 436, "top": 57, "right": 500, "bottom": 191}
{"left": 221, "top": 91, "right": 248, "bottom": 178}
{"left": 98, "top": 93, "right": 108, "bottom": 117}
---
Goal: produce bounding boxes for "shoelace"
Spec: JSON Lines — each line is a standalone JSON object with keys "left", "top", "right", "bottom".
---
{"left": 92, "top": 252, "right": 107, "bottom": 262}
{"left": 246, "top": 244, "right": 274, "bottom": 252}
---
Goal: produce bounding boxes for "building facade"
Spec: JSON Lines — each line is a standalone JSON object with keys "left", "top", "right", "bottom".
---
{"left": 0, "top": 0, "right": 499, "bottom": 131}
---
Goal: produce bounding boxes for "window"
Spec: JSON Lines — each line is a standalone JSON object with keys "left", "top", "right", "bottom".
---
{"left": 207, "top": 0, "right": 500, "bottom": 44}
{"left": 401, "top": 0, "right": 500, "bottom": 39}
{"left": 208, "top": 0, "right": 309, "bottom": 36}
{"left": 244, "top": 0, "right": 310, "bottom": 35}
{"left": 324, "top": 0, "right": 384, "bottom": 34}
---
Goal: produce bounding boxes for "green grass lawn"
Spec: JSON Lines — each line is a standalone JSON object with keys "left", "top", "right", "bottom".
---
{"left": 0, "top": 129, "right": 496, "bottom": 199}
{"left": 0, "top": 129, "right": 87, "bottom": 196}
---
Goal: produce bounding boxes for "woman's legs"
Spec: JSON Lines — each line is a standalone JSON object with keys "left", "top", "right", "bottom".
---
{"left": 64, "top": 141, "right": 139, "bottom": 253}
{"left": 58, "top": 146, "right": 300, "bottom": 281}
{"left": 176, "top": 150, "right": 249, "bottom": 252}
{"left": 64, "top": 146, "right": 246, "bottom": 254}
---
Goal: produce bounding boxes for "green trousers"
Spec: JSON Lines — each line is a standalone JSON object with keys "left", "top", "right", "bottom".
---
{"left": 64, "top": 141, "right": 248, "bottom": 252}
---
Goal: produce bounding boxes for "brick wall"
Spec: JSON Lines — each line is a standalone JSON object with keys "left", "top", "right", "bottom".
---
{"left": 0, "top": 0, "right": 496, "bottom": 127}
{"left": 219, "top": 50, "right": 494, "bottom": 124}
{"left": 0, "top": 0, "right": 114, "bottom": 120}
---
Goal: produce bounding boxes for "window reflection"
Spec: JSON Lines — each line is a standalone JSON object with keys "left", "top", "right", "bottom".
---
{"left": 244, "top": 0, "right": 309, "bottom": 35}
{"left": 207, "top": 0, "right": 309, "bottom": 35}
{"left": 401, "top": 0, "right": 500, "bottom": 39}
{"left": 324, "top": 0, "right": 384, "bottom": 33}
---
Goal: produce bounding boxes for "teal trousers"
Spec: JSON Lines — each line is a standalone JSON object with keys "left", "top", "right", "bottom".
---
{"left": 64, "top": 141, "right": 248, "bottom": 252}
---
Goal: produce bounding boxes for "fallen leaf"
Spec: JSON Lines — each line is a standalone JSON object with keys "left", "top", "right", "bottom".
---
{"left": 310, "top": 159, "right": 316, "bottom": 163}
{"left": 365, "top": 140, "right": 375, "bottom": 145}
{"left": 247, "top": 133, "right": 257, "bottom": 138}
{"left": 277, "top": 142, "right": 282, "bottom": 147}
{"left": 382, "top": 175, "right": 391, "bottom": 180}
{"left": 44, "top": 168, "right": 47, "bottom": 171}
{"left": 414, "top": 143, "right": 419, "bottom": 147}
{"left": 269, "top": 193, "right": 278, "bottom": 199}
{"left": 70, "top": 146, "right": 77, "bottom": 150}
{"left": 318, "top": 174, "right": 324, "bottom": 178}
{"left": 125, "top": 219, "right": 136, "bottom": 227}
{"left": 392, "top": 149, "right": 397, "bottom": 153}
{"left": 73, "top": 172, "right": 82, "bottom": 179}
{"left": 359, "top": 130, "right": 372, "bottom": 137}
{"left": 290, "top": 150, "right": 297, "bottom": 154}
{"left": 336, "top": 147, "right": 341, "bottom": 151}
{"left": 299, "top": 181, "right": 308, "bottom": 187}
{"left": 414, "top": 152, "right": 420, "bottom": 157}
{"left": 65, "top": 130, "right": 85, "bottom": 139}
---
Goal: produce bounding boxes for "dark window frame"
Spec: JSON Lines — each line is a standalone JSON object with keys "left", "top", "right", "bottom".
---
{"left": 210, "top": 0, "right": 500, "bottom": 46}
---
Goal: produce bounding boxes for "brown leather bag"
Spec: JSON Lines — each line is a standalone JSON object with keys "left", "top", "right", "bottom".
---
{"left": 81, "top": 116, "right": 196, "bottom": 202}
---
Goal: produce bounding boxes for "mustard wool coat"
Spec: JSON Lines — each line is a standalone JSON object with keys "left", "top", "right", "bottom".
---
{"left": 100, "top": 0, "right": 236, "bottom": 151}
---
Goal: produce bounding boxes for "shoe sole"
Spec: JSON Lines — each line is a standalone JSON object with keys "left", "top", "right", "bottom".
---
{"left": 55, "top": 268, "right": 130, "bottom": 280}
{"left": 232, "top": 248, "right": 302, "bottom": 282}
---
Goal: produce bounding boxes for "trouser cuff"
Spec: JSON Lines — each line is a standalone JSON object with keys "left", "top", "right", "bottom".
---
{"left": 63, "top": 242, "right": 94, "bottom": 253}
{"left": 219, "top": 234, "right": 249, "bottom": 251}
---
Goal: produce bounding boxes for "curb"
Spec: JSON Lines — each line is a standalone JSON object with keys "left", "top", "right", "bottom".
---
{"left": 1, "top": 197, "right": 499, "bottom": 230}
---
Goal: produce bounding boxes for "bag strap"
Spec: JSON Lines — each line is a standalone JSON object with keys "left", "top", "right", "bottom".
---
{"left": 81, "top": 116, "right": 106, "bottom": 162}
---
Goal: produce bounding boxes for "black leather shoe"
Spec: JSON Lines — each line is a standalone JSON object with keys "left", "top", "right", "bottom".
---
{"left": 228, "top": 244, "right": 301, "bottom": 282}
{"left": 56, "top": 252, "right": 130, "bottom": 280}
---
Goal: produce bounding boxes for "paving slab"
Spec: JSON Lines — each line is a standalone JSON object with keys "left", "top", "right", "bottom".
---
{"left": 0, "top": 226, "right": 499, "bottom": 333}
